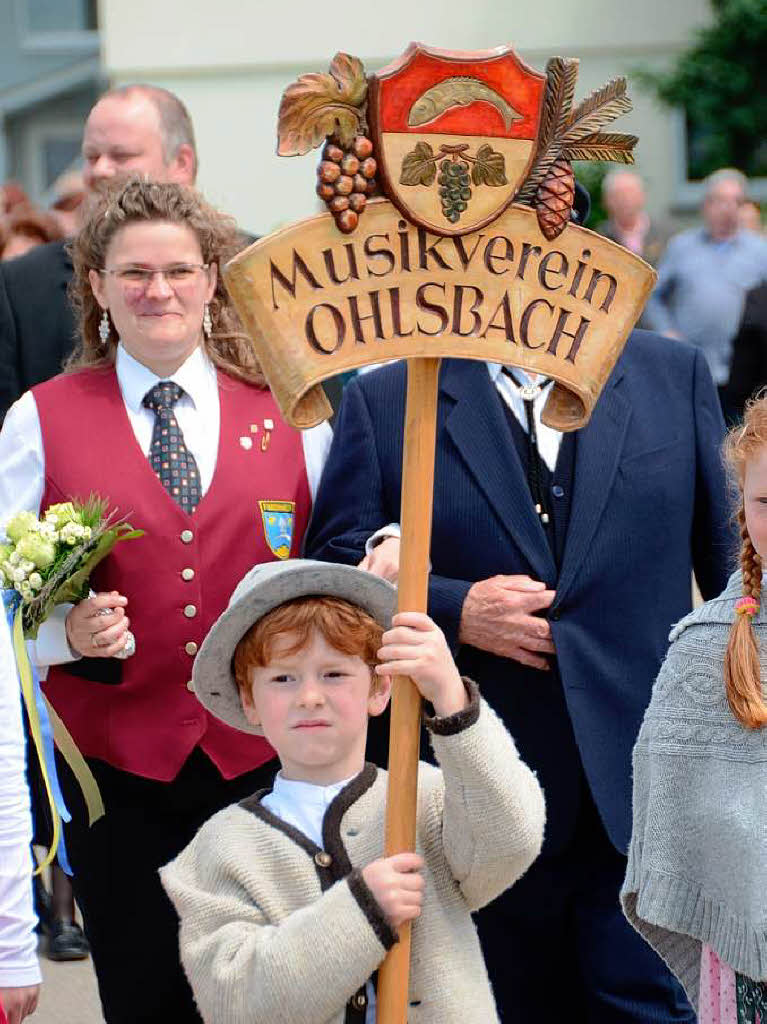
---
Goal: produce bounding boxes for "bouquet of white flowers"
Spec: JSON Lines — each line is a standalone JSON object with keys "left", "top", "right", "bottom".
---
{"left": 1, "top": 497, "right": 142, "bottom": 641}
{"left": 1, "top": 498, "right": 142, "bottom": 875}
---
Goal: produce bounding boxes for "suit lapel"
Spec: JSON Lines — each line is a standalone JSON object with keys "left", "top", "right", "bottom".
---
{"left": 555, "top": 370, "right": 631, "bottom": 607}
{"left": 441, "top": 361, "right": 556, "bottom": 583}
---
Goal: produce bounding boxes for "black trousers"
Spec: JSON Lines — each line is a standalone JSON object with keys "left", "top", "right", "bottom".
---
{"left": 475, "top": 776, "right": 696, "bottom": 1023}
{"left": 57, "top": 747, "right": 277, "bottom": 1024}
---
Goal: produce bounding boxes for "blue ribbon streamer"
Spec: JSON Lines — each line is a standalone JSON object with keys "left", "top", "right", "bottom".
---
{"left": 4, "top": 592, "right": 72, "bottom": 875}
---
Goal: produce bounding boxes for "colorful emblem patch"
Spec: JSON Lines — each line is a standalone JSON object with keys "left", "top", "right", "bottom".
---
{"left": 259, "top": 500, "right": 295, "bottom": 560}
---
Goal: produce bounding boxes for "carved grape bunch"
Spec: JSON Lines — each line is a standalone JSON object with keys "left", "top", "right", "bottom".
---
{"left": 400, "top": 141, "right": 507, "bottom": 225}
{"left": 438, "top": 159, "right": 472, "bottom": 224}
{"left": 316, "top": 134, "right": 377, "bottom": 234}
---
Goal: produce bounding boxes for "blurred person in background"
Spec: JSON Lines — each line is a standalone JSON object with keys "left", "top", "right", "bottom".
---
{"left": 0, "top": 185, "right": 30, "bottom": 221}
{"left": 644, "top": 168, "right": 767, "bottom": 421}
{"left": 0, "top": 611, "right": 41, "bottom": 1024}
{"left": 0, "top": 84, "right": 198, "bottom": 422}
{"left": 598, "top": 168, "right": 671, "bottom": 265}
{"left": 597, "top": 169, "right": 672, "bottom": 328}
{"left": 49, "top": 171, "right": 87, "bottom": 239}
{"left": 738, "top": 197, "right": 763, "bottom": 235}
{"left": 0, "top": 207, "right": 64, "bottom": 263}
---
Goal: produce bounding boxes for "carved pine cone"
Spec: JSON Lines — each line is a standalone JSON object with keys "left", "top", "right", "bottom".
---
{"left": 535, "top": 158, "right": 575, "bottom": 241}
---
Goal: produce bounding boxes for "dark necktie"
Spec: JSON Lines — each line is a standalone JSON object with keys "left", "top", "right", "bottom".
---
{"left": 142, "top": 381, "right": 202, "bottom": 515}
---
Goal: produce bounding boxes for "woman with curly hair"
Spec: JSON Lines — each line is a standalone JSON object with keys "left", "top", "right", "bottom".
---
{"left": 622, "top": 394, "right": 767, "bottom": 1023}
{"left": 0, "top": 179, "right": 330, "bottom": 1024}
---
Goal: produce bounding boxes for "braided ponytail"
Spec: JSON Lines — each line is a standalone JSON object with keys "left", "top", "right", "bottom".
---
{"left": 724, "top": 506, "right": 765, "bottom": 727}
{"left": 723, "top": 395, "right": 767, "bottom": 728}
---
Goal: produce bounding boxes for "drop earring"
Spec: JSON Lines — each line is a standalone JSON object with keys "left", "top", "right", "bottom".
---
{"left": 99, "top": 309, "right": 111, "bottom": 344}
{"left": 203, "top": 303, "right": 212, "bottom": 339}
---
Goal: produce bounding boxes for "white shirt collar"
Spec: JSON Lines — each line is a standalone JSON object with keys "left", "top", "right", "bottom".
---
{"left": 271, "top": 771, "right": 355, "bottom": 809}
{"left": 486, "top": 362, "right": 550, "bottom": 390}
{"left": 115, "top": 343, "right": 216, "bottom": 413}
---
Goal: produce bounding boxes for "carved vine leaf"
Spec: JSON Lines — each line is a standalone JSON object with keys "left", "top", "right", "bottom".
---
{"left": 472, "top": 145, "right": 508, "bottom": 187}
{"left": 400, "top": 142, "right": 437, "bottom": 186}
{"left": 562, "top": 132, "right": 637, "bottom": 164}
{"left": 277, "top": 53, "right": 367, "bottom": 156}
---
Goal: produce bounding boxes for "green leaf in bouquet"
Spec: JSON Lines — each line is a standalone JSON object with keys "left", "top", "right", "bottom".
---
{"left": 22, "top": 515, "right": 143, "bottom": 639}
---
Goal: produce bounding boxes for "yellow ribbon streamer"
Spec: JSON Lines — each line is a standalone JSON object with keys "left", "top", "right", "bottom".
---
{"left": 45, "top": 697, "right": 104, "bottom": 826}
{"left": 13, "top": 608, "right": 104, "bottom": 874}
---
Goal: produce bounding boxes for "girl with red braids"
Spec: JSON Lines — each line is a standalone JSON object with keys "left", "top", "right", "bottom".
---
{"left": 622, "top": 394, "right": 767, "bottom": 1022}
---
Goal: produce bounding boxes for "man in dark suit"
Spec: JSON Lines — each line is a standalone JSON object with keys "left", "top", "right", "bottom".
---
{"left": 0, "top": 84, "right": 198, "bottom": 420}
{"left": 306, "top": 330, "right": 733, "bottom": 1022}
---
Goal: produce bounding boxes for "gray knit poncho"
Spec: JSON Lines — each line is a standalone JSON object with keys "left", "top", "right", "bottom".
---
{"left": 621, "top": 571, "right": 767, "bottom": 1012}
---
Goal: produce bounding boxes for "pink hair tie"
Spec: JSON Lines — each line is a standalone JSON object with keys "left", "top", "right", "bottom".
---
{"left": 735, "top": 596, "right": 760, "bottom": 617}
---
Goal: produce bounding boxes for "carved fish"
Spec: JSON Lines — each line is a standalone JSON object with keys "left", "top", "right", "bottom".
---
{"left": 407, "top": 77, "right": 523, "bottom": 130}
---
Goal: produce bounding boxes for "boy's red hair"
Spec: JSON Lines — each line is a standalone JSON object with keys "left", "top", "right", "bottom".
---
{"left": 233, "top": 595, "right": 384, "bottom": 696}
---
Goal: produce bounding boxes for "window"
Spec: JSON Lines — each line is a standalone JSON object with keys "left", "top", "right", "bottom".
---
{"left": 17, "top": 0, "right": 98, "bottom": 51}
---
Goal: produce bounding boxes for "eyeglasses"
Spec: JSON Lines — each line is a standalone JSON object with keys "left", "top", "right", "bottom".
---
{"left": 99, "top": 264, "right": 210, "bottom": 291}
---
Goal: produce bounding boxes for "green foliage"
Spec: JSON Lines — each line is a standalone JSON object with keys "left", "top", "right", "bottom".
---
{"left": 635, "top": 0, "right": 767, "bottom": 179}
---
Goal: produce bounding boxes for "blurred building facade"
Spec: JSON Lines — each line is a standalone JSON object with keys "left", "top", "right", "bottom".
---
{"left": 0, "top": 1, "right": 104, "bottom": 203}
{"left": 3, "top": 1, "right": 719, "bottom": 234}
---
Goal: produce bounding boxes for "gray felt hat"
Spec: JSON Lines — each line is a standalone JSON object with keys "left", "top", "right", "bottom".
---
{"left": 192, "top": 559, "right": 396, "bottom": 735}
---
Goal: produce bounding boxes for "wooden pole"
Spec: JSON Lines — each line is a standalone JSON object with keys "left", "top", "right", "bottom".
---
{"left": 376, "top": 356, "right": 441, "bottom": 1024}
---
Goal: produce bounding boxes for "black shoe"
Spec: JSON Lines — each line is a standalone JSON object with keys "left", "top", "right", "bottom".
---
{"left": 46, "top": 920, "right": 90, "bottom": 961}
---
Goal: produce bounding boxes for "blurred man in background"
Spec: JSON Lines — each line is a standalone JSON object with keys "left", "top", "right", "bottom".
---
{"left": 597, "top": 169, "right": 672, "bottom": 328}
{"left": 0, "top": 84, "right": 197, "bottom": 421}
{"left": 644, "top": 167, "right": 767, "bottom": 418}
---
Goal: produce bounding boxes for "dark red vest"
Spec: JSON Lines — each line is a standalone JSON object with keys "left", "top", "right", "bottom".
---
{"left": 34, "top": 366, "right": 312, "bottom": 781}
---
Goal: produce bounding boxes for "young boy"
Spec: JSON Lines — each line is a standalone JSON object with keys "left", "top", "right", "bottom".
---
{"left": 161, "top": 559, "right": 545, "bottom": 1024}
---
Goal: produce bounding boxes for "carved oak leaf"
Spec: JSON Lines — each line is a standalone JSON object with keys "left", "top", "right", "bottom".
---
{"left": 277, "top": 53, "right": 367, "bottom": 156}
{"left": 400, "top": 142, "right": 436, "bottom": 186}
{"left": 472, "top": 145, "right": 508, "bottom": 187}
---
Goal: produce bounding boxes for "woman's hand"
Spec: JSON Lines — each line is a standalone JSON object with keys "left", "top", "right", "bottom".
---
{"left": 65, "top": 592, "right": 130, "bottom": 658}
{"left": 0, "top": 984, "right": 40, "bottom": 1024}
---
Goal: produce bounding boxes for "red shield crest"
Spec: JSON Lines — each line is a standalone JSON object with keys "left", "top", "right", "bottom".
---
{"left": 369, "top": 43, "right": 545, "bottom": 236}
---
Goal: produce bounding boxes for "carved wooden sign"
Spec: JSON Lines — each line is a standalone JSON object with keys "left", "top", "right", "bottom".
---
{"left": 227, "top": 43, "right": 652, "bottom": 438}
{"left": 225, "top": 198, "right": 654, "bottom": 432}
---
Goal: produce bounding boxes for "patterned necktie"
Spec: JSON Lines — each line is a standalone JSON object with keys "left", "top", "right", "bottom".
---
{"left": 142, "top": 381, "right": 202, "bottom": 514}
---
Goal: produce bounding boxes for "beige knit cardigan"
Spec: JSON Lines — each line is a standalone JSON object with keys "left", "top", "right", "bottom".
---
{"left": 161, "top": 687, "right": 545, "bottom": 1024}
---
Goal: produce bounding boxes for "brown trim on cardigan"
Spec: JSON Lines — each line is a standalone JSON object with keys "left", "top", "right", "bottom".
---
{"left": 238, "top": 765, "right": 383, "bottom": 1024}
{"left": 423, "top": 677, "right": 480, "bottom": 736}
{"left": 347, "top": 868, "right": 397, "bottom": 952}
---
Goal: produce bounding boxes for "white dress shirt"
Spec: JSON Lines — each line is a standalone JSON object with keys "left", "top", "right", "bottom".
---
{"left": 487, "top": 362, "right": 562, "bottom": 472}
{"left": 0, "top": 344, "right": 333, "bottom": 667}
{"left": 365, "top": 362, "right": 563, "bottom": 552}
{"left": 0, "top": 612, "right": 41, "bottom": 988}
{"left": 263, "top": 772, "right": 376, "bottom": 1023}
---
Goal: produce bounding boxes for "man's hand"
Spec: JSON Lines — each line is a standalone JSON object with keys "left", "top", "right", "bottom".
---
{"left": 376, "top": 612, "right": 467, "bottom": 716}
{"left": 361, "top": 853, "right": 425, "bottom": 929}
{"left": 65, "top": 592, "right": 130, "bottom": 658}
{"left": 358, "top": 536, "right": 399, "bottom": 583}
{"left": 0, "top": 985, "right": 40, "bottom": 1024}
{"left": 459, "top": 575, "right": 556, "bottom": 669}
